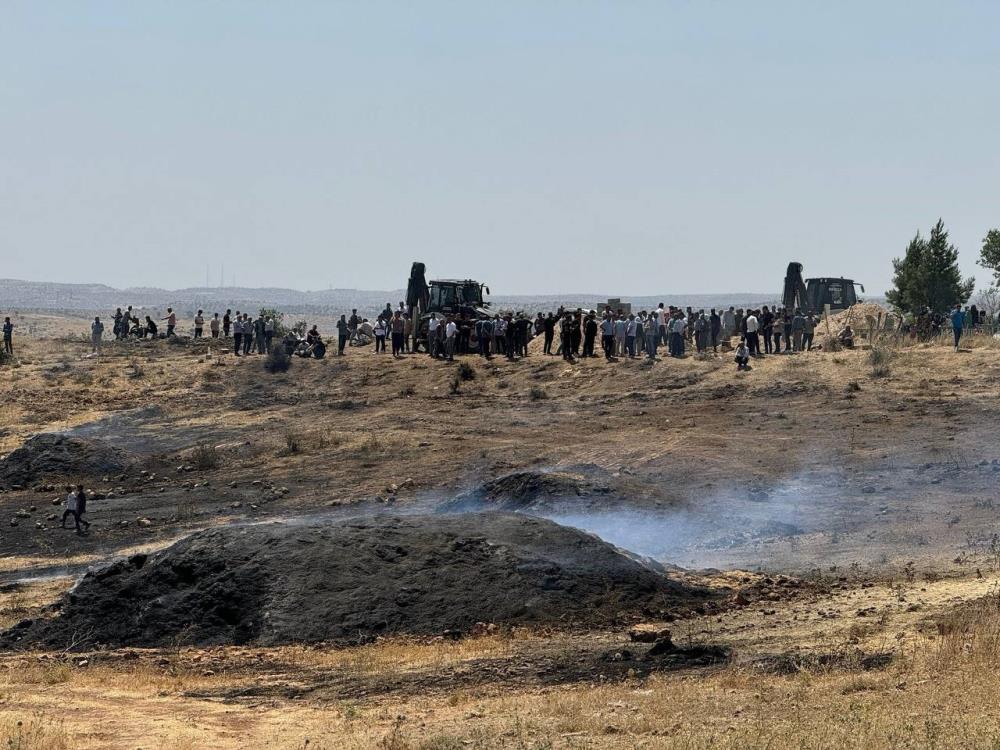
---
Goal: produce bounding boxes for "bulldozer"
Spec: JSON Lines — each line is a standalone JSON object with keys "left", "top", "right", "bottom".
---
{"left": 406, "top": 262, "right": 493, "bottom": 351}
{"left": 782, "top": 262, "right": 864, "bottom": 315}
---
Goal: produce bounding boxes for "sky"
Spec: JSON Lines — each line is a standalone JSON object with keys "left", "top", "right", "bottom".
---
{"left": 2, "top": 1, "right": 998, "bottom": 296}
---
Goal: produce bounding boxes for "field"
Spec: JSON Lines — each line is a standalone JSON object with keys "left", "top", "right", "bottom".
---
{"left": 2, "top": 311, "right": 1000, "bottom": 748}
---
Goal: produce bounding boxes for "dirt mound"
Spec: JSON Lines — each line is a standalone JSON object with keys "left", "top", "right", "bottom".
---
{"left": 3, "top": 513, "right": 711, "bottom": 650}
{"left": 821, "top": 303, "right": 896, "bottom": 346}
{"left": 441, "top": 470, "right": 613, "bottom": 513}
{"left": 0, "top": 434, "right": 136, "bottom": 487}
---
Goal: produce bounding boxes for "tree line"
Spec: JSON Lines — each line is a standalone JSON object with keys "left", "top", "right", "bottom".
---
{"left": 886, "top": 220, "right": 1000, "bottom": 317}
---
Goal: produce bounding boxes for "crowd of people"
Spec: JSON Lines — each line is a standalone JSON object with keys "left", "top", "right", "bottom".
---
{"left": 81, "top": 298, "right": 989, "bottom": 367}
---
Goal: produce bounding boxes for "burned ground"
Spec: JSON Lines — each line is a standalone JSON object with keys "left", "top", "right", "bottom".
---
{"left": 5, "top": 513, "right": 715, "bottom": 650}
{"left": 3, "top": 315, "right": 1000, "bottom": 747}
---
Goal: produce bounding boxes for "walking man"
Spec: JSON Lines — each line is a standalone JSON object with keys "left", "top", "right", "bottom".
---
{"left": 162, "top": 308, "right": 177, "bottom": 337}
{"left": 951, "top": 304, "right": 965, "bottom": 351}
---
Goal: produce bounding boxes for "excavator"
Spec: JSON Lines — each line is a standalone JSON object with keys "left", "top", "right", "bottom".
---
{"left": 406, "top": 262, "right": 493, "bottom": 351}
{"left": 782, "top": 262, "right": 864, "bottom": 314}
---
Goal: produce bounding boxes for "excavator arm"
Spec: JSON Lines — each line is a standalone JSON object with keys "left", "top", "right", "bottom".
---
{"left": 783, "top": 262, "right": 809, "bottom": 312}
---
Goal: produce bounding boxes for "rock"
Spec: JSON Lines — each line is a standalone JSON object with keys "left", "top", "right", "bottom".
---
{"left": 628, "top": 624, "right": 672, "bottom": 643}
{"left": 647, "top": 634, "right": 677, "bottom": 657}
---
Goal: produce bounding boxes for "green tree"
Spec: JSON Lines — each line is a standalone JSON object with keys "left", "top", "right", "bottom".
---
{"left": 885, "top": 233, "right": 927, "bottom": 312}
{"left": 886, "top": 219, "right": 974, "bottom": 313}
{"left": 978, "top": 229, "right": 1000, "bottom": 284}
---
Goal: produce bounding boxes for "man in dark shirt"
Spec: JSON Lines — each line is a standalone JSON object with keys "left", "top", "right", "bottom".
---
{"left": 543, "top": 313, "right": 556, "bottom": 355}
{"left": 2, "top": 317, "right": 13, "bottom": 356}
{"left": 336, "top": 315, "right": 349, "bottom": 355}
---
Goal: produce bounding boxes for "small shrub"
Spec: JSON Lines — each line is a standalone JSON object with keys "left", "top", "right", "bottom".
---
{"left": 449, "top": 373, "right": 461, "bottom": 395}
{"left": 359, "top": 434, "right": 383, "bottom": 456}
{"left": 191, "top": 443, "right": 219, "bottom": 470}
{"left": 457, "top": 362, "right": 476, "bottom": 381}
{"left": 125, "top": 360, "right": 144, "bottom": 379}
{"left": 283, "top": 430, "right": 301, "bottom": 455}
{"left": 869, "top": 343, "right": 894, "bottom": 378}
{"left": 263, "top": 345, "right": 291, "bottom": 373}
{"left": 528, "top": 386, "right": 548, "bottom": 401}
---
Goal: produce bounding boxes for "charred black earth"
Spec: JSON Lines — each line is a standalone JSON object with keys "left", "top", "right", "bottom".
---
{"left": 4, "top": 513, "right": 712, "bottom": 649}
{"left": 0, "top": 434, "right": 136, "bottom": 488}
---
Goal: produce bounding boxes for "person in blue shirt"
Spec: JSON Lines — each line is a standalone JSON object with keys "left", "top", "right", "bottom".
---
{"left": 950, "top": 304, "right": 965, "bottom": 351}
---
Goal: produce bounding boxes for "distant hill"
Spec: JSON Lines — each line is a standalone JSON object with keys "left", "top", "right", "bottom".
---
{"left": 0, "top": 278, "right": 804, "bottom": 319}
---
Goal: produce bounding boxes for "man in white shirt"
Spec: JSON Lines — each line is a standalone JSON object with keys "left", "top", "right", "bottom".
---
{"left": 445, "top": 318, "right": 458, "bottom": 361}
{"left": 744, "top": 310, "right": 760, "bottom": 356}
{"left": 427, "top": 314, "right": 439, "bottom": 357}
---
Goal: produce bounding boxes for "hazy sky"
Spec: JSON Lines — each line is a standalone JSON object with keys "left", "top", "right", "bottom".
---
{"left": 2, "top": 2, "right": 998, "bottom": 296}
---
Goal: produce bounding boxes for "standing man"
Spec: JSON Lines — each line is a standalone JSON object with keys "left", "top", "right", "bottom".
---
{"left": 745, "top": 309, "right": 760, "bottom": 356}
{"left": 600, "top": 313, "right": 615, "bottom": 360}
{"left": 625, "top": 314, "right": 637, "bottom": 358}
{"left": 264, "top": 316, "right": 275, "bottom": 353}
{"left": 543, "top": 313, "right": 556, "bottom": 355}
{"left": 233, "top": 314, "right": 243, "bottom": 356}
{"left": 254, "top": 314, "right": 266, "bottom": 354}
{"left": 336, "top": 315, "right": 350, "bottom": 355}
{"left": 560, "top": 313, "right": 576, "bottom": 363}
{"left": 390, "top": 311, "right": 406, "bottom": 358}
{"left": 194, "top": 310, "right": 205, "bottom": 338}
{"left": 476, "top": 316, "right": 493, "bottom": 358}
{"left": 670, "top": 313, "right": 687, "bottom": 357}
{"left": 803, "top": 313, "right": 816, "bottom": 351}
{"left": 791, "top": 309, "right": 806, "bottom": 352}
{"left": 445, "top": 316, "right": 458, "bottom": 361}
{"left": 223, "top": 309, "right": 232, "bottom": 337}
{"left": 242, "top": 314, "right": 253, "bottom": 355}
{"left": 710, "top": 309, "right": 721, "bottom": 352}
{"left": 583, "top": 313, "right": 598, "bottom": 358}
{"left": 2, "top": 317, "right": 13, "bottom": 357}
{"left": 951, "top": 304, "right": 965, "bottom": 351}
{"left": 91, "top": 316, "right": 104, "bottom": 355}
{"left": 210, "top": 313, "right": 221, "bottom": 339}
{"left": 722, "top": 306, "right": 736, "bottom": 344}
{"left": 427, "top": 313, "right": 439, "bottom": 358}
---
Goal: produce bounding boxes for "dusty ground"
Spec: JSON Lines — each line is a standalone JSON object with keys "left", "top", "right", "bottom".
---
{"left": 2, "top": 313, "right": 1000, "bottom": 748}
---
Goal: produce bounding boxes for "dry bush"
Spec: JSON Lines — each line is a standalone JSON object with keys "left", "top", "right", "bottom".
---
{"left": 264, "top": 344, "right": 291, "bottom": 373}
{"left": 869, "top": 343, "right": 894, "bottom": 378}
{"left": 456, "top": 361, "right": 476, "bottom": 381}
{"left": 283, "top": 430, "right": 302, "bottom": 455}
{"left": 191, "top": 443, "right": 219, "bottom": 470}
{"left": 0, "top": 713, "right": 69, "bottom": 750}
{"left": 528, "top": 387, "right": 548, "bottom": 401}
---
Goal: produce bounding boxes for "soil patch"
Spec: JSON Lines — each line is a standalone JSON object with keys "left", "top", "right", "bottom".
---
{"left": 3, "top": 513, "right": 713, "bottom": 650}
{"left": 0, "top": 434, "right": 136, "bottom": 487}
{"left": 442, "top": 470, "right": 614, "bottom": 512}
